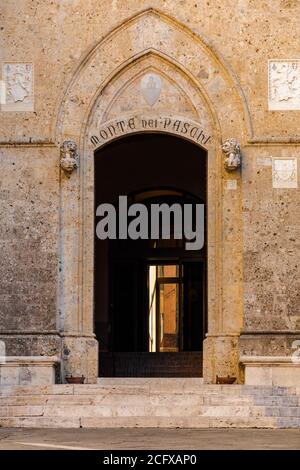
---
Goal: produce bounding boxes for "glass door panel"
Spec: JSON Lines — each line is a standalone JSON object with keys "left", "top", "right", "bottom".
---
{"left": 158, "top": 282, "right": 180, "bottom": 352}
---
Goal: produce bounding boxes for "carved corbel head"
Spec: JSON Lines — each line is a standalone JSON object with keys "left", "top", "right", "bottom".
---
{"left": 222, "top": 138, "right": 241, "bottom": 171}
{"left": 60, "top": 140, "right": 79, "bottom": 174}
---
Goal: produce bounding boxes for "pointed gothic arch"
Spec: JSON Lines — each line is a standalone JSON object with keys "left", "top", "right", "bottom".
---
{"left": 56, "top": 8, "right": 251, "bottom": 144}
{"left": 57, "top": 8, "right": 245, "bottom": 384}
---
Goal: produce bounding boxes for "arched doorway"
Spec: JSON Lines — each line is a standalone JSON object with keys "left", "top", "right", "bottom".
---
{"left": 57, "top": 8, "right": 246, "bottom": 383}
{"left": 94, "top": 133, "right": 207, "bottom": 377}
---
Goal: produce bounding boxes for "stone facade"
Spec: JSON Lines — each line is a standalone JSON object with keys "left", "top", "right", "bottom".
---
{"left": 0, "top": 1, "right": 299, "bottom": 386}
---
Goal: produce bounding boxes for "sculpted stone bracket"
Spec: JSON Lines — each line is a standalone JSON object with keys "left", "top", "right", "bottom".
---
{"left": 60, "top": 140, "right": 79, "bottom": 174}
{"left": 222, "top": 138, "right": 241, "bottom": 171}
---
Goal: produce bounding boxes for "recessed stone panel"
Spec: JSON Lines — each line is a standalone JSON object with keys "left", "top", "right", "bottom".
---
{"left": 1, "top": 63, "right": 34, "bottom": 112}
{"left": 225, "top": 180, "right": 237, "bottom": 190}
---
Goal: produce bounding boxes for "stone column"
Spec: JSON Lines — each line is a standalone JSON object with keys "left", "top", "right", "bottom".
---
{"left": 203, "top": 139, "right": 243, "bottom": 383}
{"left": 59, "top": 141, "right": 98, "bottom": 383}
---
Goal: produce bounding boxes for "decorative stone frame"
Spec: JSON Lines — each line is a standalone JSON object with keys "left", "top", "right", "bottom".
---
{"left": 55, "top": 9, "right": 249, "bottom": 383}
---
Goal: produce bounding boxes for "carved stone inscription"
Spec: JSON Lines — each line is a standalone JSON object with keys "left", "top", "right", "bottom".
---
{"left": 90, "top": 115, "right": 212, "bottom": 149}
{"left": 269, "top": 60, "right": 300, "bottom": 110}
{"left": 1, "top": 63, "right": 34, "bottom": 111}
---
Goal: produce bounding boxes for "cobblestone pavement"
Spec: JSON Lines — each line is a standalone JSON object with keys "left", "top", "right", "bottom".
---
{"left": 0, "top": 428, "right": 299, "bottom": 450}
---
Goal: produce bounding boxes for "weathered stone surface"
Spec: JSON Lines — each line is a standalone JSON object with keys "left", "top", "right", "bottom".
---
{"left": 1, "top": 63, "right": 34, "bottom": 112}
{"left": 268, "top": 61, "right": 300, "bottom": 111}
{"left": 242, "top": 145, "right": 300, "bottom": 355}
{"left": 0, "top": 1, "right": 299, "bottom": 387}
{"left": 0, "top": 147, "right": 59, "bottom": 335}
{"left": 0, "top": 356, "right": 59, "bottom": 386}
{"left": 0, "top": 382, "right": 299, "bottom": 428}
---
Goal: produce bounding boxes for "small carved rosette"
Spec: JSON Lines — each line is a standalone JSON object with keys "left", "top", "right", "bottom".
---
{"left": 60, "top": 140, "right": 79, "bottom": 174}
{"left": 222, "top": 138, "right": 241, "bottom": 171}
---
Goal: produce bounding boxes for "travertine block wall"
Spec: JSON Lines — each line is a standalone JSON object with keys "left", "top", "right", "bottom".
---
{"left": 2, "top": 0, "right": 300, "bottom": 140}
{"left": 0, "top": 147, "right": 60, "bottom": 356}
{"left": 240, "top": 144, "right": 299, "bottom": 363}
{"left": 243, "top": 146, "right": 299, "bottom": 333}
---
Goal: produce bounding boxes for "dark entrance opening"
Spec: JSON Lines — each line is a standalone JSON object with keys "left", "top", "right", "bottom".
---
{"left": 94, "top": 133, "right": 207, "bottom": 377}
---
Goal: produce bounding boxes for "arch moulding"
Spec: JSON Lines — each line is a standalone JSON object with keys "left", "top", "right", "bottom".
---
{"left": 56, "top": 8, "right": 246, "bottom": 383}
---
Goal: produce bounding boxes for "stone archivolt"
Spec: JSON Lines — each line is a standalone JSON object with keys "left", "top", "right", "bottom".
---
{"left": 54, "top": 8, "right": 247, "bottom": 384}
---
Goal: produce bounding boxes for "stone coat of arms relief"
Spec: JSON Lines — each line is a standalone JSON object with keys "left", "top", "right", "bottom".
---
{"left": 272, "top": 158, "right": 298, "bottom": 188}
{"left": 1, "top": 63, "right": 34, "bottom": 111}
{"left": 140, "top": 73, "right": 162, "bottom": 106}
{"left": 269, "top": 60, "right": 300, "bottom": 110}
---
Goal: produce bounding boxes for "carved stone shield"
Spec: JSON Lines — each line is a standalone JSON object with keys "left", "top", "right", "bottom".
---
{"left": 273, "top": 159, "right": 296, "bottom": 182}
{"left": 272, "top": 158, "right": 298, "bottom": 188}
{"left": 140, "top": 73, "right": 162, "bottom": 106}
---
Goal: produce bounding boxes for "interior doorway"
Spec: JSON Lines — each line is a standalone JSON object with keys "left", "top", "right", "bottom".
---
{"left": 94, "top": 133, "right": 207, "bottom": 377}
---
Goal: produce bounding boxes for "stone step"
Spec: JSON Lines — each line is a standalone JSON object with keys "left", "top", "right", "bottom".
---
{"left": 97, "top": 378, "right": 204, "bottom": 386}
{"left": 97, "top": 379, "right": 299, "bottom": 395}
{"left": 253, "top": 396, "right": 299, "bottom": 407}
{"left": 0, "top": 415, "right": 280, "bottom": 429}
{"left": 73, "top": 384, "right": 251, "bottom": 395}
{"left": 0, "top": 416, "right": 80, "bottom": 428}
{"left": 277, "top": 417, "right": 300, "bottom": 428}
{"left": 0, "top": 383, "right": 298, "bottom": 397}
{"left": 0, "top": 383, "right": 299, "bottom": 428}
{"left": 0, "top": 393, "right": 258, "bottom": 407}
{"left": 0, "top": 385, "right": 73, "bottom": 397}
{"left": 0, "top": 404, "right": 268, "bottom": 418}
{"left": 243, "top": 386, "right": 298, "bottom": 396}
{"left": 79, "top": 416, "right": 279, "bottom": 428}
{"left": 265, "top": 407, "right": 300, "bottom": 417}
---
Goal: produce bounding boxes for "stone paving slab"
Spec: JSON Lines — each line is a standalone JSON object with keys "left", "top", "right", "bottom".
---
{"left": 0, "top": 428, "right": 300, "bottom": 450}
